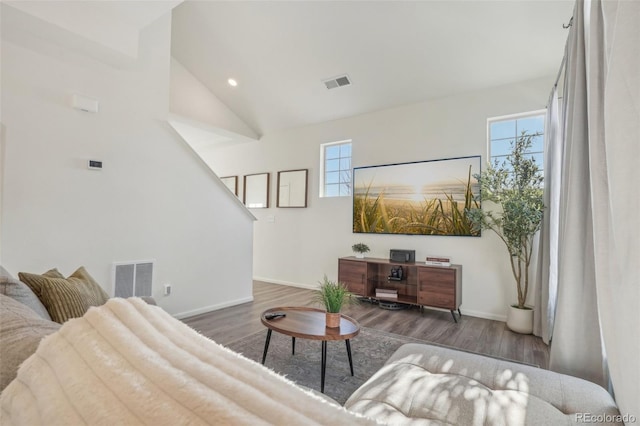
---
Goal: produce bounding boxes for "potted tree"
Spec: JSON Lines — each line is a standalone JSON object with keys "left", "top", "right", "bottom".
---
{"left": 313, "top": 275, "right": 356, "bottom": 328}
{"left": 466, "top": 132, "right": 544, "bottom": 334}
{"left": 352, "top": 243, "right": 370, "bottom": 259}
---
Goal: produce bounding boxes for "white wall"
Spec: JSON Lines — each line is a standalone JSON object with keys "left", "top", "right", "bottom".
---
{"left": 205, "top": 76, "right": 554, "bottom": 321}
{"left": 0, "top": 9, "right": 254, "bottom": 317}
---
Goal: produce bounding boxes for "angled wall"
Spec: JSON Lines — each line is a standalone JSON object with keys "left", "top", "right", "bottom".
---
{"left": 0, "top": 5, "right": 254, "bottom": 317}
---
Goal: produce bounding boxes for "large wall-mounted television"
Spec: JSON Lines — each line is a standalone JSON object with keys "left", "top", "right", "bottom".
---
{"left": 353, "top": 155, "right": 481, "bottom": 236}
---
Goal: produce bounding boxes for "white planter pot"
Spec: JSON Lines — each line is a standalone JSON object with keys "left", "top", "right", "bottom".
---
{"left": 355, "top": 253, "right": 365, "bottom": 259}
{"left": 506, "top": 305, "right": 533, "bottom": 334}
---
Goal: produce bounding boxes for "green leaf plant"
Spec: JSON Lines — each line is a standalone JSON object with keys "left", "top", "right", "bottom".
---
{"left": 351, "top": 243, "right": 370, "bottom": 254}
{"left": 313, "top": 275, "right": 357, "bottom": 313}
{"left": 465, "top": 132, "right": 545, "bottom": 309}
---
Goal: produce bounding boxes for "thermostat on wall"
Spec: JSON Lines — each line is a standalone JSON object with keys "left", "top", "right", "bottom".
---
{"left": 88, "top": 160, "right": 103, "bottom": 170}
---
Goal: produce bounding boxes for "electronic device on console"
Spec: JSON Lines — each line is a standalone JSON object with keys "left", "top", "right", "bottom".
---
{"left": 388, "top": 266, "right": 404, "bottom": 281}
{"left": 389, "top": 249, "right": 415, "bottom": 263}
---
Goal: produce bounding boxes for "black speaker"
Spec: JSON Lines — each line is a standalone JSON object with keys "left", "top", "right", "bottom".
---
{"left": 389, "top": 249, "right": 415, "bottom": 263}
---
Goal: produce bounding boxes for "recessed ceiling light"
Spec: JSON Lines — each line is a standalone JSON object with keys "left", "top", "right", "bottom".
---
{"left": 228, "top": 78, "right": 238, "bottom": 87}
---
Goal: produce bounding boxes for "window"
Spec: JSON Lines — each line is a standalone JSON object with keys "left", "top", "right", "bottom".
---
{"left": 320, "top": 140, "right": 352, "bottom": 197}
{"left": 488, "top": 111, "right": 545, "bottom": 172}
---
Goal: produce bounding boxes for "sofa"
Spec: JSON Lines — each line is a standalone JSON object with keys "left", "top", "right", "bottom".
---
{"left": 345, "top": 344, "right": 622, "bottom": 425}
{"left": 1, "top": 266, "right": 622, "bottom": 425}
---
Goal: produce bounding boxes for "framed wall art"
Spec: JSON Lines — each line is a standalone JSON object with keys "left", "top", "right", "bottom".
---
{"left": 277, "top": 169, "right": 308, "bottom": 208}
{"left": 220, "top": 176, "right": 238, "bottom": 196}
{"left": 243, "top": 173, "right": 270, "bottom": 208}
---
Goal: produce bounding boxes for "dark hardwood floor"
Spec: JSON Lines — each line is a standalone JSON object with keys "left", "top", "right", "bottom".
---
{"left": 182, "top": 280, "right": 549, "bottom": 369}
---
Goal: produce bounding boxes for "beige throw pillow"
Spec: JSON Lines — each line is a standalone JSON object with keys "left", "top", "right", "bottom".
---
{"left": 16, "top": 268, "right": 65, "bottom": 300}
{"left": 69, "top": 266, "right": 109, "bottom": 307}
{"left": 38, "top": 279, "right": 89, "bottom": 323}
{"left": 43, "top": 268, "right": 65, "bottom": 279}
{"left": 18, "top": 267, "right": 109, "bottom": 324}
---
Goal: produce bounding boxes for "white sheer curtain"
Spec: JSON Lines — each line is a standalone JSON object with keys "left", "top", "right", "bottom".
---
{"left": 548, "top": 0, "right": 606, "bottom": 387}
{"left": 588, "top": 0, "right": 640, "bottom": 419}
{"left": 533, "top": 85, "right": 562, "bottom": 344}
{"left": 546, "top": 0, "right": 639, "bottom": 419}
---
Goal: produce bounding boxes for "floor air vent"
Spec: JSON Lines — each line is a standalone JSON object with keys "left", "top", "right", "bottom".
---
{"left": 113, "top": 260, "right": 153, "bottom": 298}
{"left": 322, "top": 74, "right": 351, "bottom": 90}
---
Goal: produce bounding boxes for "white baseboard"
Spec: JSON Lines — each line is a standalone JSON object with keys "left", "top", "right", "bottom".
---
{"left": 459, "top": 308, "right": 507, "bottom": 322}
{"left": 173, "top": 296, "right": 254, "bottom": 320}
{"left": 416, "top": 306, "right": 504, "bottom": 322}
{"left": 253, "top": 276, "right": 317, "bottom": 290}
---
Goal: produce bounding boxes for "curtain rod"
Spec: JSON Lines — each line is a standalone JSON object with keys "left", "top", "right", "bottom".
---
{"left": 548, "top": 15, "right": 573, "bottom": 102}
{"left": 563, "top": 16, "right": 574, "bottom": 29}
{"left": 553, "top": 16, "right": 573, "bottom": 87}
{"left": 553, "top": 15, "right": 573, "bottom": 89}
{"left": 553, "top": 55, "right": 567, "bottom": 88}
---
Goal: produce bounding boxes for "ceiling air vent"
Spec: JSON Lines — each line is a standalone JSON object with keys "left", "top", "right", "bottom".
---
{"left": 322, "top": 74, "right": 351, "bottom": 90}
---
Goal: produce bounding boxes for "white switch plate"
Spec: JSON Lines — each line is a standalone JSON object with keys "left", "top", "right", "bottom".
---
{"left": 164, "top": 284, "right": 171, "bottom": 296}
{"left": 72, "top": 94, "right": 99, "bottom": 113}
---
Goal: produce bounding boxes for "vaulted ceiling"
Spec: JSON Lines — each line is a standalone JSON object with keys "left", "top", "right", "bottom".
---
{"left": 171, "top": 1, "right": 575, "bottom": 137}
{"left": 4, "top": 1, "right": 575, "bottom": 139}
{"left": 5, "top": 0, "right": 182, "bottom": 62}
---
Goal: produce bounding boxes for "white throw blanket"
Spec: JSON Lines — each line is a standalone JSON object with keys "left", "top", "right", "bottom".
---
{"left": 0, "top": 298, "right": 379, "bottom": 425}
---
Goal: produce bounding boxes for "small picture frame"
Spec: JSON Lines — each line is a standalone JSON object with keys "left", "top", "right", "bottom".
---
{"left": 220, "top": 176, "right": 238, "bottom": 196}
{"left": 243, "top": 173, "right": 270, "bottom": 208}
{"left": 277, "top": 169, "right": 308, "bottom": 208}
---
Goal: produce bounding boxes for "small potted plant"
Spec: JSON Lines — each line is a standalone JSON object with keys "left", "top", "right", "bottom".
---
{"left": 313, "top": 275, "right": 356, "bottom": 328}
{"left": 352, "top": 243, "right": 370, "bottom": 259}
{"left": 466, "top": 132, "right": 544, "bottom": 334}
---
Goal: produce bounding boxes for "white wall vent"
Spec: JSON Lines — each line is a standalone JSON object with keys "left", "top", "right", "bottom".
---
{"left": 322, "top": 74, "right": 351, "bottom": 90}
{"left": 112, "top": 260, "right": 154, "bottom": 298}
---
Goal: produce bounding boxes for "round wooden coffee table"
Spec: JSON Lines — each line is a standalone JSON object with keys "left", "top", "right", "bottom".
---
{"left": 260, "top": 306, "right": 360, "bottom": 393}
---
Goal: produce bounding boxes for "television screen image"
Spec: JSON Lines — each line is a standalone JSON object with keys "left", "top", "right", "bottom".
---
{"left": 353, "top": 156, "right": 481, "bottom": 236}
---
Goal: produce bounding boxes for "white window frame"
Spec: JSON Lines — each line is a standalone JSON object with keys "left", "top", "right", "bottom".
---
{"left": 319, "top": 139, "right": 352, "bottom": 198}
{"left": 487, "top": 109, "right": 545, "bottom": 169}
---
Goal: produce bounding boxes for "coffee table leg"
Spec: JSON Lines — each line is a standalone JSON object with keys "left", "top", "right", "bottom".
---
{"left": 261, "top": 329, "right": 272, "bottom": 365}
{"left": 321, "top": 341, "right": 327, "bottom": 393}
{"left": 345, "top": 339, "right": 354, "bottom": 376}
{"left": 292, "top": 337, "right": 296, "bottom": 355}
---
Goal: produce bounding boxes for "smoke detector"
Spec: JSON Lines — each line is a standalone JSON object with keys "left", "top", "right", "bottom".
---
{"left": 322, "top": 74, "right": 351, "bottom": 90}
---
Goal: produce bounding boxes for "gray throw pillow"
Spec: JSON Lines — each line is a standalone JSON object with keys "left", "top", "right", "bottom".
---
{"left": 0, "top": 266, "right": 52, "bottom": 321}
{"left": 0, "top": 294, "right": 60, "bottom": 391}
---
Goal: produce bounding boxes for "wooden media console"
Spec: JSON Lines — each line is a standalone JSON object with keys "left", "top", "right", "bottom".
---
{"left": 338, "top": 257, "right": 462, "bottom": 322}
